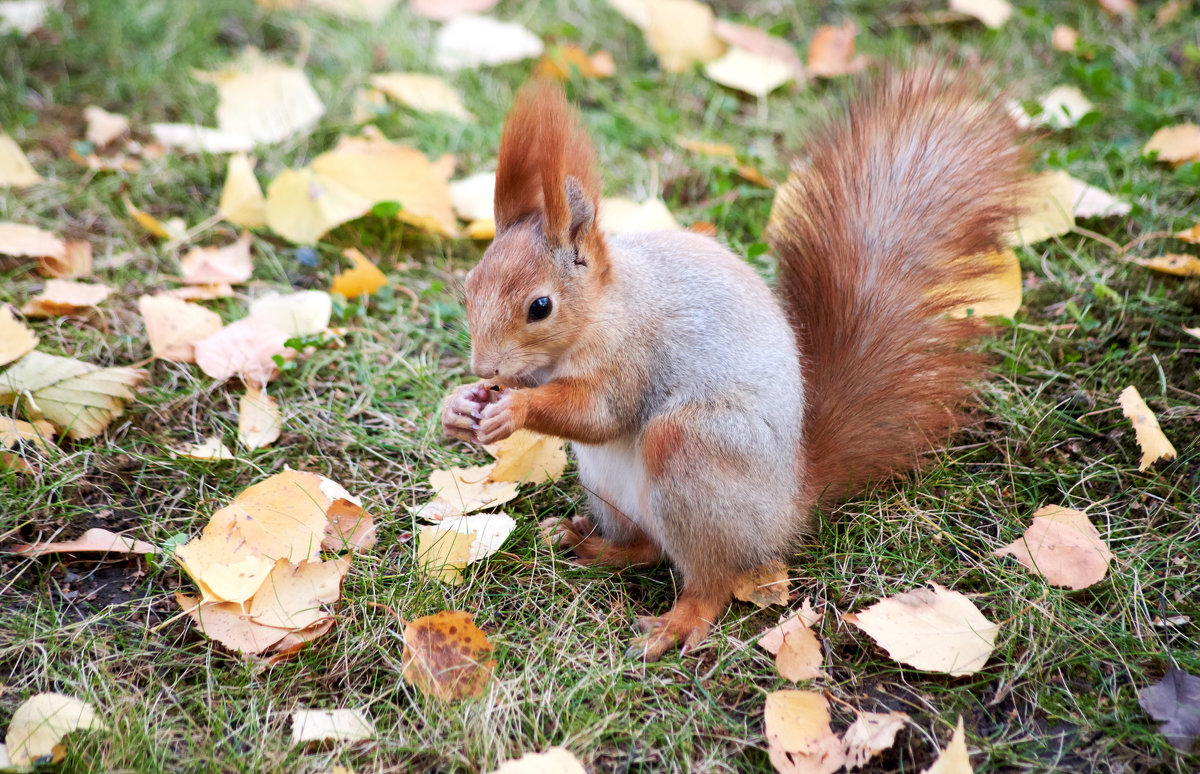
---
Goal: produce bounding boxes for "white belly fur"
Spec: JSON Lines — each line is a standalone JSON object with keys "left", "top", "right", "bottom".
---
{"left": 572, "top": 438, "right": 654, "bottom": 534}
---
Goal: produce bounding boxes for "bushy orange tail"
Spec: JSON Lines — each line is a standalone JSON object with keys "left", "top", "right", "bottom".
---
{"left": 768, "top": 67, "right": 1029, "bottom": 510}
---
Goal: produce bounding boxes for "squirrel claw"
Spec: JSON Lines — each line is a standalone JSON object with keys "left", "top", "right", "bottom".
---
{"left": 627, "top": 614, "right": 710, "bottom": 661}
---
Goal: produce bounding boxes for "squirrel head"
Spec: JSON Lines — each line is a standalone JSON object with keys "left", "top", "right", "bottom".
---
{"left": 464, "top": 80, "right": 609, "bottom": 387}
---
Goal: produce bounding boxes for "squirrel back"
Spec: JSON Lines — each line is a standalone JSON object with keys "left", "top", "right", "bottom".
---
{"left": 768, "top": 67, "right": 1029, "bottom": 511}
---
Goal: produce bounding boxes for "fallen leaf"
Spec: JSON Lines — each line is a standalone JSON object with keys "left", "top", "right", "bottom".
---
{"left": 179, "top": 232, "right": 253, "bottom": 285}
{"left": 0, "top": 305, "right": 38, "bottom": 366}
{"left": 138, "top": 294, "right": 224, "bottom": 363}
{"left": 219, "top": 153, "right": 268, "bottom": 228}
{"left": 193, "top": 314, "right": 292, "bottom": 387}
{"left": 606, "top": 0, "right": 650, "bottom": 28}
{"left": 645, "top": 0, "right": 724, "bottom": 73}
{"left": 713, "top": 19, "right": 804, "bottom": 79}
{"left": 465, "top": 219, "right": 496, "bottom": 239}
{"left": 175, "top": 436, "right": 237, "bottom": 461}
{"left": 330, "top": 248, "right": 388, "bottom": 297}
{"left": 759, "top": 599, "right": 823, "bottom": 655}
{"left": 249, "top": 290, "right": 331, "bottom": 336}
{"left": 0, "top": 134, "right": 43, "bottom": 187}
{"left": 763, "top": 690, "right": 845, "bottom": 774}
{"left": 14, "top": 528, "right": 157, "bottom": 556}
{"left": 264, "top": 166, "right": 369, "bottom": 244}
{"left": 38, "top": 240, "right": 92, "bottom": 279}
{"left": 842, "top": 711, "right": 909, "bottom": 770}
{"left": 598, "top": 197, "right": 680, "bottom": 234}
{"left": 176, "top": 593, "right": 295, "bottom": 654}
{"left": 1156, "top": 0, "right": 1186, "bottom": 26}
{"left": 947, "top": 249, "right": 1022, "bottom": 319}
{"left": 1098, "top": 0, "right": 1136, "bottom": 17}
{"left": 416, "top": 465, "right": 521, "bottom": 521}
{"left": 1011, "top": 86, "right": 1093, "bottom": 130}
{"left": 734, "top": 560, "right": 790, "bottom": 607}
{"left": 21, "top": 279, "right": 112, "bottom": 317}
{"left": 1145, "top": 124, "right": 1200, "bottom": 166}
{"left": 410, "top": 0, "right": 496, "bottom": 20}
{"left": 416, "top": 512, "right": 516, "bottom": 585}
{"left": 249, "top": 557, "right": 350, "bottom": 629}
{"left": 370, "top": 73, "right": 473, "bottom": 121}
{"left": 704, "top": 46, "right": 795, "bottom": 98}
{"left": 402, "top": 611, "right": 495, "bottom": 701}
{"left": 0, "top": 417, "right": 55, "bottom": 450}
{"left": 238, "top": 386, "right": 282, "bottom": 449}
{"left": 435, "top": 14, "right": 544, "bottom": 70}
{"left": 164, "top": 283, "right": 235, "bottom": 301}
{"left": 1117, "top": 385, "right": 1177, "bottom": 470}
{"left": 1176, "top": 224, "right": 1200, "bottom": 244}
{"left": 350, "top": 86, "right": 388, "bottom": 123}
{"left": 83, "top": 105, "right": 130, "bottom": 146}
{"left": 0, "top": 0, "right": 59, "bottom": 36}
{"left": 1133, "top": 253, "right": 1200, "bottom": 277}
{"left": 1070, "top": 176, "right": 1130, "bottom": 218}
{"left": 4, "top": 693, "right": 106, "bottom": 767}
{"left": 0, "top": 351, "right": 146, "bottom": 439}
{"left": 807, "top": 22, "right": 866, "bottom": 78}
{"left": 776, "top": 626, "right": 825, "bottom": 682}
{"left": 949, "top": 0, "right": 1012, "bottom": 28}
{"left": 675, "top": 136, "right": 737, "bottom": 159}
{"left": 484, "top": 429, "right": 568, "bottom": 483}
{"left": 488, "top": 747, "right": 587, "bottom": 774}
{"left": 1052, "top": 25, "right": 1078, "bottom": 51}
{"left": 124, "top": 197, "right": 188, "bottom": 241}
{"left": 1006, "top": 170, "right": 1074, "bottom": 246}
{"left": 197, "top": 48, "right": 325, "bottom": 146}
{"left": 922, "top": 717, "right": 972, "bottom": 774}
{"left": 0, "top": 222, "right": 64, "bottom": 260}
{"left": 993, "top": 505, "right": 1113, "bottom": 589}
{"left": 1139, "top": 667, "right": 1200, "bottom": 752}
{"left": 843, "top": 584, "right": 998, "bottom": 676}
{"left": 150, "top": 123, "right": 257, "bottom": 154}
{"left": 536, "top": 44, "right": 616, "bottom": 81}
{"left": 1184, "top": 326, "right": 1200, "bottom": 340}
{"left": 291, "top": 707, "right": 375, "bottom": 745}
{"left": 449, "top": 172, "right": 496, "bottom": 223}
{"left": 323, "top": 497, "right": 377, "bottom": 552}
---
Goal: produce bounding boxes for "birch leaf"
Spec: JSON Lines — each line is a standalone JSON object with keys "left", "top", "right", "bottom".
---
{"left": 291, "top": 708, "right": 375, "bottom": 745}
{"left": 330, "top": 248, "right": 388, "bottom": 297}
{"left": 922, "top": 717, "right": 973, "bottom": 774}
{"left": 4, "top": 693, "right": 107, "bottom": 767}
{"left": 198, "top": 48, "right": 325, "bottom": 145}
{"left": 238, "top": 386, "right": 282, "bottom": 449}
{"left": 219, "top": 153, "right": 267, "bottom": 228}
{"left": 484, "top": 429, "right": 568, "bottom": 483}
{"left": 179, "top": 232, "right": 253, "bottom": 285}
{"left": 0, "top": 305, "right": 38, "bottom": 366}
{"left": 402, "top": 611, "right": 495, "bottom": 701}
{"left": 1144, "top": 124, "right": 1200, "bottom": 166}
{"left": 0, "top": 351, "right": 146, "bottom": 439}
{"left": 22, "top": 279, "right": 112, "bottom": 317}
{"left": 138, "top": 294, "right": 224, "bottom": 363}
{"left": 1117, "top": 385, "right": 1177, "bottom": 470}
{"left": 370, "top": 73, "right": 473, "bottom": 121}
{"left": 764, "top": 690, "right": 845, "bottom": 774}
{"left": 0, "top": 134, "right": 42, "bottom": 187}
{"left": 645, "top": 0, "right": 724, "bottom": 73}
{"left": 14, "top": 528, "right": 157, "bottom": 556}
{"left": 842, "top": 711, "right": 909, "bottom": 770}
{"left": 776, "top": 626, "right": 825, "bottom": 682}
{"left": 0, "top": 222, "right": 63, "bottom": 260}
{"left": 83, "top": 105, "right": 130, "bottom": 146}
{"left": 249, "top": 290, "right": 331, "bottom": 337}
{"left": 1133, "top": 253, "right": 1200, "bottom": 277}
{"left": 993, "top": 505, "right": 1113, "bottom": 589}
{"left": 434, "top": 15, "right": 544, "bottom": 70}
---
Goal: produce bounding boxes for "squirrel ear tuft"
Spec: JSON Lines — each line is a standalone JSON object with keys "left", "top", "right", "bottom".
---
{"left": 565, "top": 176, "right": 595, "bottom": 245}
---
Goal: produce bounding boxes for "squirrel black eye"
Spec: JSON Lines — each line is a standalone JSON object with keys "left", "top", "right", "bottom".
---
{"left": 527, "top": 296, "right": 552, "bottom": 322}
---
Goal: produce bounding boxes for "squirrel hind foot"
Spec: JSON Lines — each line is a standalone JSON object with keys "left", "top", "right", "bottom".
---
{"left": 540, "top": 515, "right": 664, "bottom": 568}
{"left": 626, "top": 588, "right": 730, "bottom": 661}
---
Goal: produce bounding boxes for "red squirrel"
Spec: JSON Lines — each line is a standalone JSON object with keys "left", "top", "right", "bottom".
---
{"left": 442, "top": 68, "right": 1029, "bottom": 660}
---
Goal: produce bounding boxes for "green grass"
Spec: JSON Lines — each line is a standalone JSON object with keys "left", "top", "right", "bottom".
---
{"left": 2, "top": 0, "right": 1198, "bottom": 771}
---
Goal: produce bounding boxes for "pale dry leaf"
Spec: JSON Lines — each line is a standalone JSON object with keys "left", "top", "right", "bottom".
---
{"left": 733, "top": 560, "right": 790, "bottom": 607}
{"left": 83, "top": 105, "right": 130, "bottom": 146}
{"left": 488, "top": 747, "right": 587, "bottom": 774}
{"left": 947, "top": 249, "right": 1022, "bottom": 319}
{"left": 4, "top": 693, "right": 106, "bottom": 767}
{"left": 14, "top": 528, "right": 156, "bottom": 556}
{"left": 0, "top": 134, "right": 43, "bottom": 187}
{"left": 1070, "top": 176, "right": 1130, "bottom": 218}
{"left": 265, "top": 166, "right": 370, "bottom": 244}
{"left": 948, "top": 0, "right": 1012, "bottom": 28}
{"left": 599, "top": 197, "right": 680, "bottom": 234}
{"left": 219, "top": 153, "right": 268, "bottom": 228}
{"left": 150, "top": 123, "right": 257, "bottom": 154}
{"left": 402, "top": 610, "right": 495, "bottom": 701}
{"left": 180, "top": 232, "right": 253, "bottom": 285}
{"left": 305, "top": 0, "right": 397, "bottom": 22}
{"left": 1138, "top": 667, "right": 1200, "bottom": 752}
{"left": 0, "top": 417, "right": 55, "bottom": 450}
{"left": 291, "top": 707, "right": 375, "bottom": 746}
{"left": 410, "top": 0, "right": 496, "bottom": 20}
{"left": 1006, "top": 169, "right": 1074, "bottom": 246}
{"left": 1098, "top": 0, "right": 1136, "bottom": 17}
{"left": 1156, "top": 0, "right": 1186, "bottom": 26}
{"left": 807, "top": 22, "right": 866, "bottom": 78}
{"left": 22, "top": 279, "right": 112, "bottom": 317}
{"left": 675, "top": 136, "right": 737, "bottom": 159}
{"left": 1176, "top": 224, "right": 1200, "bottom": 244}
{"left": 416, "top": 513, "right": 516, "bottom": 585}
{"left": 713, "top": 19, "right": 804, "bottom": 79}
{"left": 993, "top": 505, "right": 1113, "bottom": 589}
{"left": 0, "top": 222, "right": 64, "bottom": 260}
{"left": 176, "top": 593, "right": 294, "bottom": 654}
{"left": 645, "top": 0, "right": 724, "bottom": 73}
{"left": 1117, "top": 385, "right": 1177, "bottom": 470}
{"left": 249, "top": 290, "right": 331, "bottom": 337}
{"left": 138, "top": 294, "right": 224, "bottom": 363}
{"left": 39, "top": 240, "right": 92, "bottom": 279}
{"left": 1011, "top": 86, "right": 1093, "bottom": 130}
{"left": 1133, "top": 253, "right": 1200, "bottom": 277}
{"left": 238, "top": 386, "right": 282, "bottom": 450}
{"left": 176, "top": 436, "right": 237, "bottom": 461}
{"left": 420, "top": 464, "right": 520, "bottom": 518}
{"left": 1052, "top": 25, "right": 1078, "bottom": 51}
{"left": 922, "top": 717, "right": 972, "bottom": 774}
{"left": 124, "top": 197, "right": 188, "bottom": 241}
{"left": 843, "top": 584, "right": 999, "bottom": 676}
{"left": 0, "top": 0, "right": 60, "bottom": 36}
{"left": 0, "top": 305, "right": 38, "bottom": 366}
{"left": 759, "top": 599, "right": 822, "bottom": 655}
{"left": 249, "top": 557, "right": 350, "bottom": 629}
{"left": 350, "top": 86, "right": 388, "bottom": 124}
{"left": 484, "top": 429, "right": 568, "bottom": 483}
{"left": 370, "top": 73, "right": 473, "bottom": 121}
{"left": 164, "top": 283, "right": 235, "bottom": 301}
{"left": 323, "top": 496, "right": 377, "bottom": 552}
{"left": 1145, "top": 124, "right": 1200, "bottom": 166}
{"left": 330, "top": 248, "right": 388, "bottom": 297}
{"left": 194, "top": 314, "right": 292, "bottom": 387}
{"left": 435, "top": 14, "right": 544, "bottom": 70}
{"left": 199, "top": 48, "right": 325, "bottom": 145}
{"left": 449, "top": 172, "right": 496, "bottom": 223}
{"left": 704, "top": 47, "right": 795, "bottom": 98}
{"left": 776, "top": 626, "right": 825, "bottom": 682}
{"left": 536, "top": 43, "right": 616, "bottom": 81}
{"left": 763, "top": 690, "right": 845, "bottom": 774}
{"left": 606, "top": 0, "right": 649, "bottom": 28}
{"left": 0, "top": 350, "right": 146, "bottom": 439}
{"left": 842, "top": 711, "right": 909, "bottom": 770}
{"left": 1184, "top": 326, "right": 1200, "bottom": 340}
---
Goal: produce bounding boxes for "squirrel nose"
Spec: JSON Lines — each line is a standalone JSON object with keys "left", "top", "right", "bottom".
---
{"left": 470, "top": 356, "right": 499, "bottom": 380}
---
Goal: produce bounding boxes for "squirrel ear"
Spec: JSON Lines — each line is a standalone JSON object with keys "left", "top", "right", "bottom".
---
{"left": 565, "top": 176, "right": 595, "bottom": 245}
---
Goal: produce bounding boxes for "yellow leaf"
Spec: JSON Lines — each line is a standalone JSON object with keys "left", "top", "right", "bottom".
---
{"left": 0, "top": 416, "right": 55, "bottom": 450}
{"left": 758, "top": 599, "right": 822, "bottom": 655}
{"left": 675, "top": 136, "right": 737, "bottom": 160}
{"left": 0, "top": 351, "right": 146, "bottom": 439}
{"left": 124, "top": 197, "right": 187, "bottom": 241}
{"left": 417, "top": 512, "right": 515, "bottom": 585}
{"left": 417, "top": 464, "right": 520, "bottom": 518}
{"left": 948, "top": 0, "right": 1012, "bottom": 28}
{"left": 14, "top": 527, "right": 155, "bottom": 556}
{"left": 197, "top": 48, "right": 325, "bottom": 145}
{"left": 0, "top": 305, "right": 38, "bottom": 366}
{"left": 449, "top": 172, "right": 496, "bottom": 223}
{"left": 1133, "top": 253, "right": 1200, "bottom": 277}
{"left": 704, "top": 46, "right": 795, "bottom": 98}
{"left": 290, "top": 707, "right": 375, "bottom": 746}
{"left": 536, "top": 44, "right": 616, "bottom": 81}
{"left": 842, "top": 711, "right": 910, "bottom": 770}
{"left": 921, "top": 717, "right": 973, "bottom": 774}
{"left": 484, "top": 429, "right": 568, "bottom": 483}
{"left": 598, "top": 197, "right": 680, "bottom": 234}
{"left": 1117, "top": 385, "right": 1177, "bottom": 470}
{"left": 238, "top": 386, "right": 282, "bottom": 449}
{"left": 265, "top": 166, "right": 370, "bottom": 245}
{"left": 219, "top": 153, "right": 267, "bottom": 228}
{"left": 0, "top": 222, "right": 64, "bottom": 259}
{"left": 489, "top": 748, "right": 587, "bottom": 774}
{"left": 775, "top": 626, "right": 825, "bottom": 682}
{"left": 21, "top": 279, "right": 112, "bottom": 317}
{"left": 1145, "top": 123, "right": 1200, "bottom": 166}
{"left": 83, "top": 105, "right": 129, "bottom": 146}
{"left": 402, "top": 611, "right": 495, "bottom": 701}
{"left": 434, "top": 14, "right": 544, "bottom": 70}
{"left": 1006, "top": 169, "right": 1074, "bottom": 246}
{"left": 1175, "top": 224, "right": 1200, "bottom": 244}
{"left": 763, "top": 691, "right": 845, "bottom": 774}
{"left": 249, "top": 290, "right": 332, "bottom": 337}
{"left": 330, "top": 247, "right": 388, "bottom": 297}
{"left": 993, "top": 505, "right": 1113, "bottom": 589}
{"left": 175, "top": 435, "right": 237, "bottom": 461}
{"left": 5, "top": 693, "right": 107, "bottom": 767}
{"left": 645, "top": 0, "right": 725, "bottom": 73}
{"left": 179, "top": 232, "right": 254, "bottom": 285}
{"left": 138, "top": 294, "right": 224, "bottom": 363}
{"left": 807, "top": 21, "right": 867, "bottom": 78}
{"left": 249, "top": 557, "right": 350, "bottom": 630}
{"left": 176, "top": 593, "right": 294, "bottom": 654}
{"left": 149, "top": 123, "right": 256, "bottom": 154}
{"left": 947, "top": 249, "right": 1022, "bottom": 320}
{"left": 369, "top": 72, "right": 473, "bottom": 121}
{"left": 0, "top": 133, "right": 42, "bottom": 188}
{"left": 465, "top": 219, "right": 495, "bottom": 239}
{"left": 39, "top": 240, "right": 92, "bottom": 279}
{"left": 164, "top": 283, "right": 235, "bottom": 301}
{"left": 842, "top": 584, "right": 998, "bottom": 676}
{"left": 733, "top": 560, "right": 790, "bottom": 607}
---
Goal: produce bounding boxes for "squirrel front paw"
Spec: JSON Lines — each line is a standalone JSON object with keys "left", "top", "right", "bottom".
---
{"left": 441, "top": 382, "right": 494, "bottom": 443}
{"left": 477, "top": 391, "right": 525, "bottom": 444}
